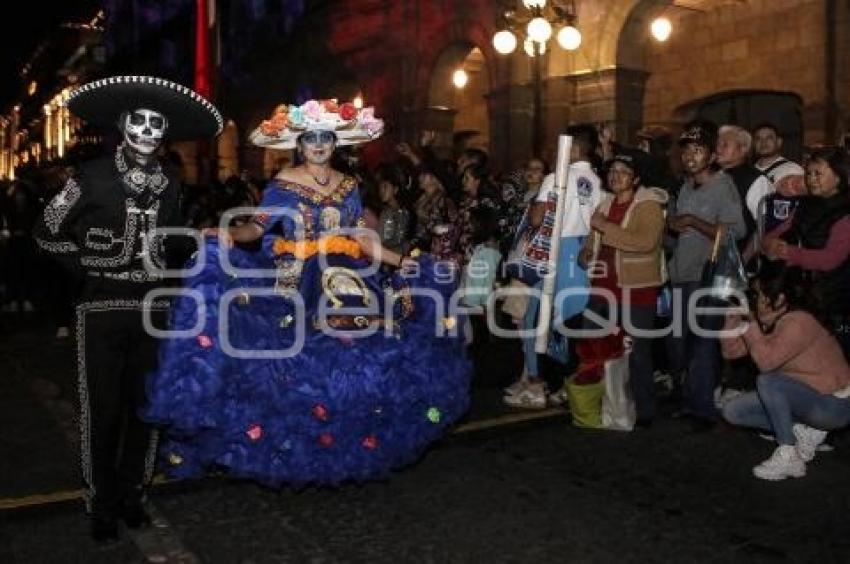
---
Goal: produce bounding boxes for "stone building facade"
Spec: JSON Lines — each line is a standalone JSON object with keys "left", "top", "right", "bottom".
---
{"left": 95, "top": 0, "right": 850, "bottom": 178}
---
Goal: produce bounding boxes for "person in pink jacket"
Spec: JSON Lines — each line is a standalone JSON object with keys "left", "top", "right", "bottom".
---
{"left": 721, "top": 264, "right": 850, "bottom": 481}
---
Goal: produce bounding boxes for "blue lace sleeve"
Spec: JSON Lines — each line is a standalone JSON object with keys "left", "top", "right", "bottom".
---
{"left": 257, "top": 183, "right": 305, "bottom": 259}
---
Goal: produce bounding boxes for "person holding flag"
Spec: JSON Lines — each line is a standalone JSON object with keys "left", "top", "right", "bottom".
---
{"left": 504, "top": 124, "right": 602, "bottom": 408}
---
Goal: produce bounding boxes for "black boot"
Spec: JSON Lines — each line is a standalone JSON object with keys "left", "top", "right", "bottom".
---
{"left": 91, "top": 512, "right": 119, "bottom": 542}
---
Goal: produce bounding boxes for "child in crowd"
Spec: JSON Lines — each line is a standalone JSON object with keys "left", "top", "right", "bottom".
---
{"left": 461, "top": 207, "right": 503, "bottom": 372}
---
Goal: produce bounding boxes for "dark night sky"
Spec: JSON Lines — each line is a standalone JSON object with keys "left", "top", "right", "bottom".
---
{"left": 0, "top": 1, "right": 100, "bottom": 109}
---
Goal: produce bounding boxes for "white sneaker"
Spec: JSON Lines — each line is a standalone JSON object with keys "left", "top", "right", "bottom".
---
{"left": 503, "top": 380, "right": 526, "bottom": 396}
{"left": 792, "top": 423, "right": 828, "bottom": 463}
{"left": 548, "top": 385, "right": 569, "bottom": 407}
{"left": 714, "top": 387, "right": 744, "bottom": 409}
{"left": 503, "top": 384, "right": 547, "bottom": 410}
{"left": 752, "top": 445, "right": 806, "bottom": 481}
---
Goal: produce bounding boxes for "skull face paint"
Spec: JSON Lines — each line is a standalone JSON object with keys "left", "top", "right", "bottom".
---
{"left": 122, "top": 108, "right": 168, "bottom": 158}
{"left": 298, "top": 130, "right": 336, "bottom": 166}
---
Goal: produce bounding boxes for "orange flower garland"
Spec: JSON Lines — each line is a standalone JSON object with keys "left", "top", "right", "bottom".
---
{"left": 272, "top": 236, "right": 362, "bottom": 260}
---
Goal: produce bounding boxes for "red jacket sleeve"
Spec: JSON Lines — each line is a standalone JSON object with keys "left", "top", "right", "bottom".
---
{"left": 786, "top": 216, "right": 850, "bottom": 271}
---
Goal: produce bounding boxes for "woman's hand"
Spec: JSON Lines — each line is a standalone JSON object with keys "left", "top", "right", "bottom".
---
{"left": 578, "top": 246, "right": 593, "bottom": 269}
{"left": 723, "top": 311, "right": 751, "bottom": 335}
{"left": 763, "top": 238, "right": 789, "bottom": 261}
{"left": 396, "top": 142, "right": 421, "bottom": 165}
{"left": 667, "top": 214, "right": 693, "bottom": 233}
{"left": 590, "top": 211, "right": 608, "bottom": 232}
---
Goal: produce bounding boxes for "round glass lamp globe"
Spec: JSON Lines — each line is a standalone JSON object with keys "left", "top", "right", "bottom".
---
{"left": 527, "top": 17, "right": 553, "bottom": 43}
{"left": 523, "top": 0, "right": 547, "bottom": 9}
{"left": 492, "top": 30, "right": 518, "bottom": 54}
{"left": 557, "top": 25, "right": 582, "bottom": 51}
{"left": 452, "top": 69, "right": 469, "bottom": 89}
{"left": 524, "top": 38, "right": 547, "bottom": 57}
{"left": 651, "top": 17, "right": 672, "bottom": 42}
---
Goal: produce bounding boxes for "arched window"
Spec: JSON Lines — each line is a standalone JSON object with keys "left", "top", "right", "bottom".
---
{"left": 426, "top": 45, "right": 491, "bottom": 157}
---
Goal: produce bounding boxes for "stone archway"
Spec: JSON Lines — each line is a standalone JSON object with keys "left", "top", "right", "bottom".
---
{"left": 612, "top": 0, "right": 673, "bottom": 142}
{"left": 425, "top": 43, "right": 492, "bottom": 159}
{"left": 531, "top": 0, "right": 673, "bottom": 149}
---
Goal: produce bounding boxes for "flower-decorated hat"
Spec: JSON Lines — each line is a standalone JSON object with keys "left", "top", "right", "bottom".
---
{"left": 65, "top": 75, "right": 224, "bottom": 140}
{"left": 249, "top": 99, "right": 384, "bottom": 150}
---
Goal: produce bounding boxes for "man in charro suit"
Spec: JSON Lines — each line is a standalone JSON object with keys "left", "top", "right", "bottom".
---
{"left": 33, "top": 76, "right": 222, "bottom": 541}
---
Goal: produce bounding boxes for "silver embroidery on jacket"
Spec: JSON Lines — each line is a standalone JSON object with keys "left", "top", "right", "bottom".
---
{"left": 36, "top": 238, "right": 79, "bottom": 253}
{"left": 44, "top": 178, "right": 81, "bottom": 235}
{"left": 115, "top": 144, "right": 168, "bottom": 196}
{"left": 76, "top": 299, "right": 169, "bottom": 507}
{"left": 84, "top": 228, "right": 116, "bottom": 251}
{"left": 80, "top": 200, "right": 160, "bottom": 268}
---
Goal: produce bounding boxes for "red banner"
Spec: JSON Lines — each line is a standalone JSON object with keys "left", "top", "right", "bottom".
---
{"left": 194, "top": 0, "right": 211, "bottom": 99}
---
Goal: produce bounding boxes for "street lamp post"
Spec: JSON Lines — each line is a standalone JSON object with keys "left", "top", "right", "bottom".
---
{"left": 492, "top": 0, "right": 581, "bottom": 157}
{"left": 531, "top": 43, "right": 543, "bottom": 156}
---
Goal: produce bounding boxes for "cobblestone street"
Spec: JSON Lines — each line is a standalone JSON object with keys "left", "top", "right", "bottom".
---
{"left": 2, "top": 319, "right": 850, "bottom": 563}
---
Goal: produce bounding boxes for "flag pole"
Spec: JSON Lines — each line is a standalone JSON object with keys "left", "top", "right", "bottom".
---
{"left": 535, "top": 134, "right": 572, "bottom": 354}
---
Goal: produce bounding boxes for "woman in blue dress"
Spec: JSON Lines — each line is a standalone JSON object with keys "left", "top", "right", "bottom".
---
{"left": 143, "top": 100, "right": 471, "bottom": 487}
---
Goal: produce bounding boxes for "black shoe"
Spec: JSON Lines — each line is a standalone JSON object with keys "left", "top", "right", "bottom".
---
{"left": 91, "top": 514, "right": 119, "bottom": 542}
{"left": 121, "top": 501, "right": 152, "bottom": 529}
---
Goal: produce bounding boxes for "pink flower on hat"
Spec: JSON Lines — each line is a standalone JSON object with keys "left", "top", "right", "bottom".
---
{"left": 365, "top": 119, "right": 384, "bottom": 138}
{"left": 303, "top": 100, "right": 323, "bottom": 121}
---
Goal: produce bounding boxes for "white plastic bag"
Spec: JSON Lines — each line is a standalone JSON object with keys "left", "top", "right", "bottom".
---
{"left": 600, "top": 349, "right": 636, "bottom": 432}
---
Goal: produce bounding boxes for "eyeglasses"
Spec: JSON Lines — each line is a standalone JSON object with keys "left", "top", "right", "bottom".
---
{"left": 301, "top": 131, "right": 336, "bottom": 145}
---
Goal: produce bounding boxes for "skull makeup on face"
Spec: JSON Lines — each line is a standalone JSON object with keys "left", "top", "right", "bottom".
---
{"left": 122, "top": 108, "right": 168, "bottom": 159}
{"left": 298, "top": 130, "right": 336, "bottom": 166}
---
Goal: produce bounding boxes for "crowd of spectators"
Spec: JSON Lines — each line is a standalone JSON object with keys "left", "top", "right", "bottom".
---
{"left": 3, "top": 118, "right": 849, "bottom": 482}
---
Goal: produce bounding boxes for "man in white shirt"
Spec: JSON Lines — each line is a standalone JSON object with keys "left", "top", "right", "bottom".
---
{"left": 504, "top": 124, "right": 601, "bottom": 410}
{"left": 531, "top": 123, "right": 602, "bottom": 322}
{"left": 752, "top": 123, "right": 807, "bottom": 235}
{"left": 753, "top": 123, "right": 805, "bottom": 195}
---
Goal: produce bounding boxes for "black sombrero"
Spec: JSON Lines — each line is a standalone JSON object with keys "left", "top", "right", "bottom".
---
{"left": 65, "top": 75, "right": 224, "bottom": 140}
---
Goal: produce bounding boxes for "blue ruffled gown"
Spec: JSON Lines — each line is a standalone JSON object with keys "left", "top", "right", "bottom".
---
{"left": 143, "top": 177, "right": 472, "bottom": 487}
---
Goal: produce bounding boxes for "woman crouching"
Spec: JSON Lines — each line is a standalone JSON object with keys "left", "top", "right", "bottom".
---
{"left": 721, "top": 263, "right": 850, "bottom": 480}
